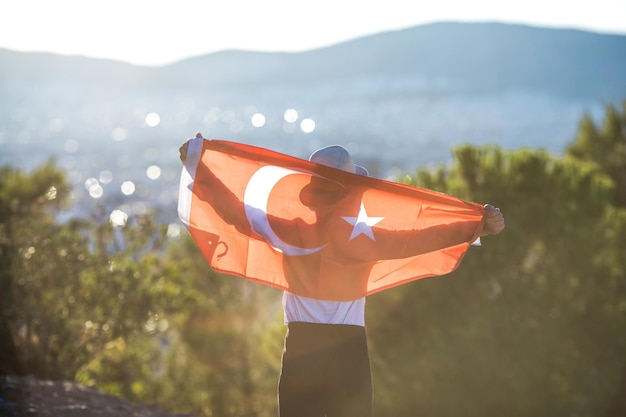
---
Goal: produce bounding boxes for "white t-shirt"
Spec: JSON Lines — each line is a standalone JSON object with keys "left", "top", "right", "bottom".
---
{"left": 282, "top": 292, "right": 365, "bottom": 327}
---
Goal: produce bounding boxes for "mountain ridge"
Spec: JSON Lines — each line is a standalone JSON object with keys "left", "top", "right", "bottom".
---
{"left": 155, "top": 21, "right": 626, "bottom": 98}
{"left": 2, "top": 21, "right": 626, "bottom": 99}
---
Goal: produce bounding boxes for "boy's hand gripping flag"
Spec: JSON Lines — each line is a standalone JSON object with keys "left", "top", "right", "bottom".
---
{"left": 178, "top": 138, "right": 485, "bottom": 301}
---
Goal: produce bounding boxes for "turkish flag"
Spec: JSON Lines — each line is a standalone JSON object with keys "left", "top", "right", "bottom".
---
{"left": 178, "top": 138, "right": 485, "bottom": 301}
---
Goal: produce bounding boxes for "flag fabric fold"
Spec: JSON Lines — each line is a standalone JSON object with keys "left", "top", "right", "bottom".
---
{"left": 178, "top": 138, "right": 485, "bottom": 301}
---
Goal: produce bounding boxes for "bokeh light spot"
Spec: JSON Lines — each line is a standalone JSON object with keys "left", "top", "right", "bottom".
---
{"left": 99, "top": 170, "right": 113, "bottom": 184}
{"left": 284, "top": 109, "right": 298, "bottom": 123}
{"left": 111, "top": 127, "right": 128, "bottom": 141}
{"left": 251, "top": 113, "right": 266, "bottom": 127}
{"left": 146, "top": 165, "right": 162, "bottom": 180}
{"left": 85, "top": 177, "right": 104, "bottom": 198}
{"left": 230, "top": 120, "right": 244, "bottom": 132}
{"left": 203, "top": 108, "right": 220, "bottom": 124}
{"left": 45, "top": 186, "right": 57, "bottom": 200}
{"left": 167, "top": 223, "right": 181, "bottom": 238}
{"left": 89, "top": 185, "right": 103, "bottom": 199}
{"left": 221, "top": 110, "right": 235, "bottom": 123}
{"left": 145, "top": 112, "right": 161, "bottom": 127}
{"left": 84, "top": 177, "right": 99, "bottom": 191}
{"left": 110, "top": 209, "right": 128, "bottom": 227}
{"left": 300, "top": 118, "right": 316, "bottom": 133}
{"left": 121, "top": 181, "right": 136, "bottom": 196}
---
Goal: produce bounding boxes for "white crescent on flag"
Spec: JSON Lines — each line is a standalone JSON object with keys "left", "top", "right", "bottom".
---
{"left": 243, "top": 165, "right": 327, "bottom": 256}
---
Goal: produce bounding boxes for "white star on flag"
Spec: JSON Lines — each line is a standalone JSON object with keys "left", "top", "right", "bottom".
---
{"left": 342, "top": 202, "right": 384, "bottom": 241}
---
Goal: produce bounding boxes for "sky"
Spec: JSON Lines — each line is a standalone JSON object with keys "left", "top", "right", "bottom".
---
{"left": 1, "top": 0, "right": 626, "bottom": 67}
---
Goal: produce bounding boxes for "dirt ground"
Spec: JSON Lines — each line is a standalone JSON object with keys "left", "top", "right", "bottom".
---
{"left": 0, "top": 376, "right": 198, "bottom": 417}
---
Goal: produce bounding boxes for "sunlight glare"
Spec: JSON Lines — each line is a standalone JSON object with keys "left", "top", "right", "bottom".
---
{"left": 45, "top": 186, "right": 57, "bottom": 200}
{"left": 145, "top": 112, "right": 161, "bottom": 127}
{"left": 84, "top": 177, "right": 99, "bottom": 192}
{"left": 300, "top": 118, "right": 316, "bottom": 133}
{"left": 167, "top": 223, "right": 181, "bottom": 238}
{"left": 284, "top": 109, "right": 298, "bottom": 123}
{"left": 110, "top": 209, "right": 128, "bottom": 227}
{"left": 251, "top": 113, "right": 266, "bottom": 127}
{"left": 146, "top": 165, "right": 162, "bottom": 180}
{"left": 99, "top": 170, "right": 113, "bottom": 184}
{"left": 89, "top": 184, "right": 103, "bottom": 199}
{"left": 121, "top": 181, "right": 136, "bottom": 196}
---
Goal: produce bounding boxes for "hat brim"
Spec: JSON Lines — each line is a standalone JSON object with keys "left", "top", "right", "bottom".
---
{"left": 354, "top": 165, "right": 369, "bottom": 177}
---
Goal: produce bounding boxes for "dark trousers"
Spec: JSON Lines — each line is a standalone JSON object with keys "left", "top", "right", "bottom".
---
{"left": 278, "top": 322, "right": 372, "bottom": 417}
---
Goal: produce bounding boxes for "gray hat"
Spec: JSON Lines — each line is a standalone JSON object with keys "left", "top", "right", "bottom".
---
{"left": 309, "top": 145, "right": 369, "bottom": 176}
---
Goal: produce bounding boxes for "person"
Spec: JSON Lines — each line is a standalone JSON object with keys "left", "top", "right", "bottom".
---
{"left": 277, "top": 145, "right": 374, "bottom": 417}
{"left": 179, "top": 135, "right": 505, "bottom": 417}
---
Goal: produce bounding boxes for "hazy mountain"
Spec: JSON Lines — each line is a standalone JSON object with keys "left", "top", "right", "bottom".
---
{"left": 159, "top": 22, "right": 626, "bottom": 99}
{"left": 3, "top": 22, "right": 624, "bottom": 98}
{"left": 1, "top": 21, "right": 624, "bottom": 222}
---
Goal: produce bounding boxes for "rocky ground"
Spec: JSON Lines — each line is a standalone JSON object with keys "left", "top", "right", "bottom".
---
{"left": 0, "top": 376, "right": 198, "bottom": 417}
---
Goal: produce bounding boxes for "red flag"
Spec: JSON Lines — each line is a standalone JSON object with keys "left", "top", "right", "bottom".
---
{"left": 178, "top": 138, "right": 485, "bottom": 301}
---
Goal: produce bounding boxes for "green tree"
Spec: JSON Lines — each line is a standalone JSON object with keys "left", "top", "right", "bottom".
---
{"left": 0, "top": 162, "right": 194, "bottom": 407}
{"left": 0, "top": 161, "right": 72, "bottom": 376}
{"left": 367, "top": 144, "right": 625, "bottom": 417}
{"left": 566, "top": 100, "right": 626, "bottom": 416}
{"left": 566, "top": 100, "right": 626, "bottom": 207}
{"left": 163, "top": 233, "right": 284, "bottom": 417}
{"left": 0, "top": 161, "right": 198, "bottom": 390}
{"left": 0, "top": 160, "right": 284, "bottom": 417}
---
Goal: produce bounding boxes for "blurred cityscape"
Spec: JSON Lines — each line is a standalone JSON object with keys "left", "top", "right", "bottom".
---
{"left": 1, "top": 22, "right": 624, "bottom": 229}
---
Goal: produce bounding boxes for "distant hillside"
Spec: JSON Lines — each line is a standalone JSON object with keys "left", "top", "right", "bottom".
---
{"left": 2, "top": 22, "right": 625, "bottom": 99}
{"left": 159, "top": 22, "right": 626, "bottom": 99}
{"left": 0, "top": 49, "right": 151, "bottom": 88}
